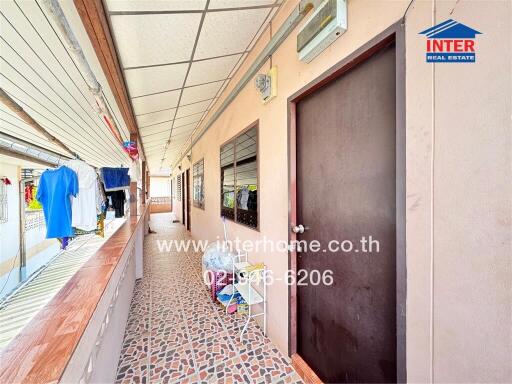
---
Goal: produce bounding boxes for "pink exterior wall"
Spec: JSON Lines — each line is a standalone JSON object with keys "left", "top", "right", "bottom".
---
{"left": 172, "top": 1, "right": 512, "bottom": 381}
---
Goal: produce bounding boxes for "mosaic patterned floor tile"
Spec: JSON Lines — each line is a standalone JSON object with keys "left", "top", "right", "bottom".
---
{"left": 191, "top": 332, "right": 238, "bottom": 371}
{"left": 230, "top": 323, "right": 272, "bottom": 355}
{"left": 274, "top": 371, "right": 305, "bottom": 384}
{"left": 240, "top": 344, "right": 295, "bottom": 383}
{"left": 196, "top": 356, "right": 251, "bottom": 383}
{"left": 116, "top": 359, "right": 148, "bottom": 384}
{"left": 150, "top": 343, "right": 196, "bottom": 383}
{"left": 151, "top": 322, "right": 189, "bottom": 351}
{"left": 186, "top": 313, "right": 225, "bottom": 343}
{"left": 115, "top": 213, "right": 303, "bottom": 384}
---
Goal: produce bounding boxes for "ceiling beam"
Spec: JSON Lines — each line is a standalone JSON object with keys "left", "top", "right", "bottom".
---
{"left": 73, "top": 0, "right": 146, "bottom": 161}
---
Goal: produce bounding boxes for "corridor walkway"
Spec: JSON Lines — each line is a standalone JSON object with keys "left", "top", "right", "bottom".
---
{"left": 115, "top": 213, "right": 302, "bottom": 384}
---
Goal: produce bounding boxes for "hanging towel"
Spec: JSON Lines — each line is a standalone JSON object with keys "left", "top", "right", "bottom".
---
{"left": 100, "top": 167, "right": 130, "bottom": 191}
{"left": 37, "top": 166, "right": 78, "bottom": 239}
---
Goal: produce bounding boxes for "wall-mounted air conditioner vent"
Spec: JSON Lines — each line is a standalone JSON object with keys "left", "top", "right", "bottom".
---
{"left": 297, "top": 0, "right": 347, "bottom": 63}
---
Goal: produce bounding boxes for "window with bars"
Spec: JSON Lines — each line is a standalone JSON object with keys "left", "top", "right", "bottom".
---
{"left": 177, "top": 174, "right": 182, "bottom": 201}
{"left": 193, "top": 159, "right": 204, "bottom": 209}
{"left": 220, "top": 124, "right": 258, "bottom": 229}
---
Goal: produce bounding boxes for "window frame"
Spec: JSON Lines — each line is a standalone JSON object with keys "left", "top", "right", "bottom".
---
{"left": 176, "top": 174, "right": 182, "bottom": 201}
{"left": 219, "top": 121, "right": 259, "bottom": 231}
{"left": 192, "top": 158, "right": 205, "bottom": 210}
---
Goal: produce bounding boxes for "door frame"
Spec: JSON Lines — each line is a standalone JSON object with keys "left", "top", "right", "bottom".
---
{"left": 287, "top": 21, "right": 406, "bottom": 382}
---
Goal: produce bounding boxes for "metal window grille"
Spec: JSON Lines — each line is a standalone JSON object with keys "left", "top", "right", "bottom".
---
{"left": 220, "top": 125, "right": 258, "bottom": 229}
{"left": 193, "top": 159, "right": 204, "bottom": 209}
{"left": 177, "top": 175, "right": 182, "bottom": 201}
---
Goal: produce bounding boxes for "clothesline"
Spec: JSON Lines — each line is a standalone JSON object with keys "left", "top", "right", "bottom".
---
{"left": 36, "top": 159, "right": 140, "bottom": 243}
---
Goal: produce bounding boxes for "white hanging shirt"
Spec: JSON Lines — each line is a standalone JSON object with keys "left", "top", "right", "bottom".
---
{"left": 128, "top": 159, "right": 141, "bottom": 182}
{"left": 66, "top": 159, "right": 98, "bottom": 231}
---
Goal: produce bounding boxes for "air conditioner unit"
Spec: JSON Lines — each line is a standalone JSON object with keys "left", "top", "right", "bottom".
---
{"left": 297, "top": 0, "right": 347, "bottom": 63}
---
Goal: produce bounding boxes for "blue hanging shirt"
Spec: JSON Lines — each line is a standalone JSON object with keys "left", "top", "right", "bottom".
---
{"left": 37, "top": 166, "right": 78, "bottom": 239}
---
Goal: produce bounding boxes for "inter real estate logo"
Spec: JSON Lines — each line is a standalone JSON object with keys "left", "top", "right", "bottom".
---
{"left": 419, "top": 19, "right": 482, "bottom": 63}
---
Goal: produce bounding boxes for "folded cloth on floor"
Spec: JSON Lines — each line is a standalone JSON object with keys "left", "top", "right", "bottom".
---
{"left": 101, "top": 167, "right": 130, "bottom": 191}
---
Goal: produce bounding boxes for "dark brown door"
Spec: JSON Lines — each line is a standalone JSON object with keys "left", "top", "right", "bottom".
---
{"left": 296, "top": 44, "right": 397, "bottom": 383}
{"left": 186, "top": 169, "right": 191, "bottom": 231}
{"left": 181, "top": 173, "right": 185, "bottom": 225}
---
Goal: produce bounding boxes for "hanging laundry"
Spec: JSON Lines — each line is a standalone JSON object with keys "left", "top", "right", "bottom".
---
{"left": 100, "top": 167, "right": 130, "bottom": 192}
{"left": 106, "top": 190, "right": 126, "bottom": 218}
{"left": 128, "top": 159, "right": 141, "bottom": 182}
{"left": 74, "top": 213, "right": 105, "bottom": 238}
{"left": 24, "top": 184, "right": 33, "bottom": 204}
{"left": 59, "top": 237, "right": 70, "bottom": 250}
{"left": 67, "top": 159, "right": 98, "bottom": 231}
{"left": 37, "top": 166, "right": 78, "bottom": 239}
{"left": 96, "top": 174, "right": 107, "bottom": 214}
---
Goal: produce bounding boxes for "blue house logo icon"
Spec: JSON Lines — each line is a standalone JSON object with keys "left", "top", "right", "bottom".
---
{"left": 419, "top": 19, "right": 482, "bottom": 63}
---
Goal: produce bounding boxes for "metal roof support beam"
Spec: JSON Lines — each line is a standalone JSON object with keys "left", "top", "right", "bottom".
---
{"left": 42, "top": 0, "right": 140, "bottom": 159}
{"left": 0, "top": 88, "right": 76, "bottom": 158}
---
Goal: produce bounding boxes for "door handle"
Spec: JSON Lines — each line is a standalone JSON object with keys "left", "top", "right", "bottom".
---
{"left": 291, "top": 224, "right": 308, "bottom": 234}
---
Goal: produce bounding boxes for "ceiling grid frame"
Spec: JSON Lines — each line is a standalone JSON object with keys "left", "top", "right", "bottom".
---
{"left": 172, "top": 0, "right": 282, "bottom": 163}
{"left": 104, "top": 0, "right": 283, "bottom": 173}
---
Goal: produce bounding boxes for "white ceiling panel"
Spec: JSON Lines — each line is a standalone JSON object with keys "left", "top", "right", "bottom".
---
{"left": 139, "top": 120, "right": 171, "bottom": 133}
{"left": 209, "top": 0, "right": 278, "bottom": 9}
{"left": 125, "top": 63, "right": 188, "bottom": 97}
{"left": 173, "top": 113, "right": 202, "bottom": 128}
{"left": 136, "top": 109, "right": 176, "bottom": 127}
{"left": 175, "top": 99, "right": 211, "bottom": 119}
{"left": 110, "top": 14, "right": 201, "bottom": 67}
{"left": 131, "top": 90, "right": 181, "bottom": 115}
{"left": 186, "top": 54, "right": 242, "bottom": 87}
{"left": 227, "top": 52, "right": 248, "bottom": 78}
{"left": 170, "top": 130, "right": 196, "bottom": 142}
{"left": 180, "top": 80, "right": 224, "bottom": 105}
{"left": 141, "top": 123, "right": 171, "bottom": 135}
{"left": 106, "top": 0, "right": 207, "bottom": 12}
{"left": 194, "top": 9, "right": 269, "bottom": 59}
{"left": 172, "top": 122, "right": 198, "bottom": 135}
{"left": 143, "top": 132, "right": 169, "bottom": 144}
{"left": 104, "top": 0, "right": 282, "bottom": 171}
{"left": 247, "top": 6, "right": 279, "bottom": 50}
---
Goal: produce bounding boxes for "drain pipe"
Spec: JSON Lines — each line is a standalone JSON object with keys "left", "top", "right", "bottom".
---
{"left": 42, "top": 0, "right": 125, "bottom": 146}
{"left": 172, "top": 0, "right": 316, "bottom": 168}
